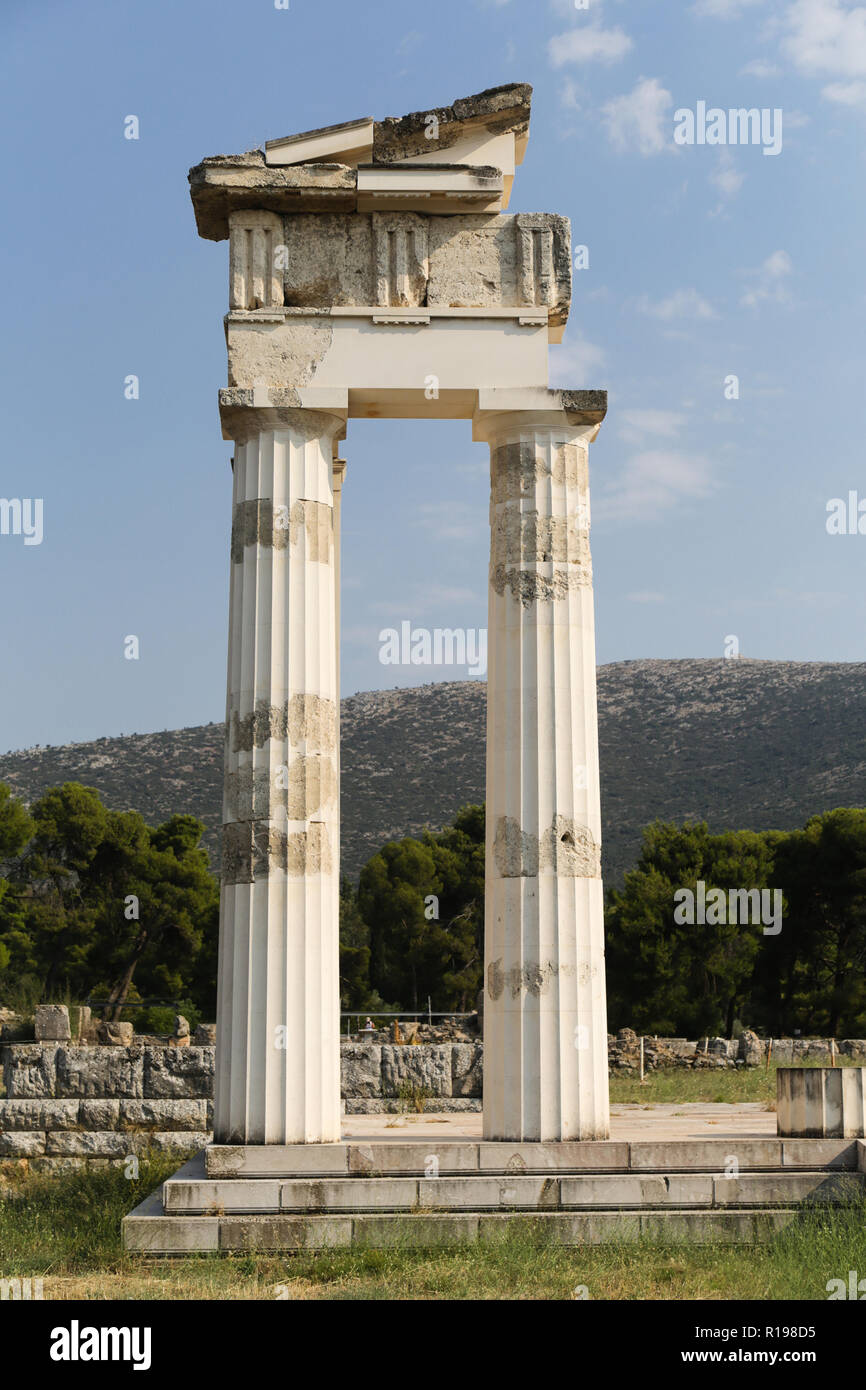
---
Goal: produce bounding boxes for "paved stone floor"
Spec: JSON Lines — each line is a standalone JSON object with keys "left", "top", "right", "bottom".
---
{"left": 341, "top": 1102, "right": 776, "bottom": 1143}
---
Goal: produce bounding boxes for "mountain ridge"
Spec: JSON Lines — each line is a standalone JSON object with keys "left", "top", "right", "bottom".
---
{"left": 1, "top": 659, "right": 863, "bottom": 884}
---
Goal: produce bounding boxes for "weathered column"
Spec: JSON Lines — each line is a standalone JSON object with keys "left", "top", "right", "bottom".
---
{"left": 477, "top": 408, "right": 610, "bottom": 1141}
{"left": 332, "top": 458, "right": 347, "bottom": 705}
{"left": 214, "top": 407, "right": 344, "bottom": 1144}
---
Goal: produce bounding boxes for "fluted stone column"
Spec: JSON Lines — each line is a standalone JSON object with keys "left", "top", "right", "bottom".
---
{"left": 214, "top": 408, "right": 344, "bottom": 1144}
{"left": 332, "top": 458, "right": 346, "bottom": 705}
{"left": 478, "top": 409, "right": 610, "bottom": 1141}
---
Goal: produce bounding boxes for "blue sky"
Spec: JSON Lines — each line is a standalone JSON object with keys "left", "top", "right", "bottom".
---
{"left": 1, "top": 0, "right": 865, "bottom": 751}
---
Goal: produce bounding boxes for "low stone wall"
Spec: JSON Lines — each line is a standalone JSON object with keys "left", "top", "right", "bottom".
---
{"left": 4, "top": 1035, "right": 866, "bottom": 1167}
{"left": 609, "top": 1029, "right": 866, "bottom": 1073}
{"left": 0, "top": 1045, "right": 214, "bottom": 1170}
{"left": 0, "top": 1041, "right": 484, "bottom": 1166}
{"left": 341, "top": 1042, "right": 483, "bottom": 1111}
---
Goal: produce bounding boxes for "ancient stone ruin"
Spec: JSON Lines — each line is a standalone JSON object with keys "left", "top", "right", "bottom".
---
{"left": 116, "top": 85, "right": 866, "bottom": 1253}
{"left": 192, "top": 83, "right": 610, "bottom": 1149}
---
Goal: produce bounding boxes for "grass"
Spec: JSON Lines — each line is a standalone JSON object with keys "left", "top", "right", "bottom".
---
{"left": 609, "top": 1058, "right": 863, "bottom": 1107}
{"left": 610, "top": 1067, "right": 777, "bottom": 1105}
{"left": 1, "top": 1155, "right": 865, "bottom": 1300}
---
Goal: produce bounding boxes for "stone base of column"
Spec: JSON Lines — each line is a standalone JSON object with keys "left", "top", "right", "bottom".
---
{"left": 215, "top": 877, "right": 341, "bottom": 1145}
{"left": 123, "top": 1134, "right": 863, "bottom": 1252}
{"left": 482, "top": 881, "right": 609, "bottom": 1142}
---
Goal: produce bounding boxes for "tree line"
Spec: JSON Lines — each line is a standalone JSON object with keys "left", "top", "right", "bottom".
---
{"left": 0, "top": 782, "right": 218, "bottom": 1030}
{"left": 1, "top": 779, "right": 864, "bottom": 1036}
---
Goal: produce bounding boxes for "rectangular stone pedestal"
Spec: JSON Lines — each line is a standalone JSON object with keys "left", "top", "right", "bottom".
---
{"left": 777, "top": 1066, "right": 866, "bottom": 1138}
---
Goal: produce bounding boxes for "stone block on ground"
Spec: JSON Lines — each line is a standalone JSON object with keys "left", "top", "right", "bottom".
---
{"left": 96, "top": 1021, "right": 135, "bottom": 1046}
{"left": 71, "top": 1005, "right": 93, "bottom": 1042}
{"left": 169, "top": 1015, "right": 191, "bottom": 1048}
{"left": 738, "top": 1029, "right": 764, "bottom": 1066}
{"left": 34, "top": 1005, "right": 71, "bottom": 1042}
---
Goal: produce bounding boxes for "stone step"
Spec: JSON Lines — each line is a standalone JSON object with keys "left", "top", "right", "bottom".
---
{"left": 122, "top": 1201, "right": 826, "bottom": 1253}
{"left": 205, "top": 1137, "right": 863, "bottom": 1178}
{"left": 163, "top": 1169, "right": 866, "bottom": 1215}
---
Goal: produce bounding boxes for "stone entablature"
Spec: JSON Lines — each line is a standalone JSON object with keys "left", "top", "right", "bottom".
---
{"left": 190, "top": 83, "right": 571, "bottom": 373}
{"left": 225, "top": 209, "right": 571, "bottom": 326}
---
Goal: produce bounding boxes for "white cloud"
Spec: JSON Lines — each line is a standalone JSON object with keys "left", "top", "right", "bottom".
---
{"left": 559, "top": 78, "right": 584, "bottom": 111}
{"left": 740, "top": 58, "right": 781, "bottom": 77}
{"left": 396, "top": 31, "right": 425, "bottom": 56}
{"left": 619, "top": 409, "right": 687, "bottom": 444}
{"left": 594, "top": 449, "right": 717, "bottom": 523}
{"left": 710, "top": 150, "right": 745, "bottom": 199}
{"left": 740, "top": 249, "right": 793, "bottom": 307}
{"left": 783, "top": 0, "right": 866, "bottom": 76}
{"left": 692, "top": 0, "right": 767, "bottom": 14}
{"left": 549, "top": 333, "right": 607, "bottom": 386}
{"left": 601, "top": 78, "right": 674, "bottom": 155}
{"left": 548, "top": 24, "right": 633, "bottom": 67}
{"left": 637, "top": 288, "right": 716, "bottom": 320}
{"left": 782, "top": 0, "right": 866, "bottom": 102}
{"left": 823, "top": 78, "right": 866, "bottom": 102}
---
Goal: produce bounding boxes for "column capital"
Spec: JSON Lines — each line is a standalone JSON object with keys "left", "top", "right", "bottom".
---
{"left": 219, "top": 387, "right": 348, "bottom": 444}
{"left": 472, "top": 387, "right": 607, "bottom": 445}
